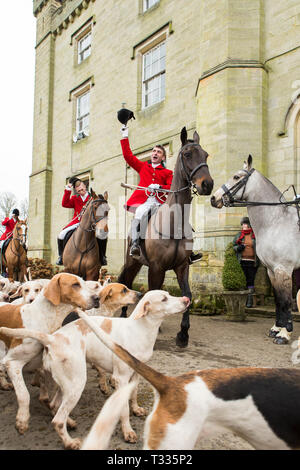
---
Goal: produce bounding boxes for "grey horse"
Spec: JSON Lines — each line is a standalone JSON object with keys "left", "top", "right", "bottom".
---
{"left": 211, "top": 154, "right": 300, "bottom": 345}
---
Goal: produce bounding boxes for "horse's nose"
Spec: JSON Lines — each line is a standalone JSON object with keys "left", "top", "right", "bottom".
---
{"left": 201, "top": 179, "right": 214, "bottom": 195}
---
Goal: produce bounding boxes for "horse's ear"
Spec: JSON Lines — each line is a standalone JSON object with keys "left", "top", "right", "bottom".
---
{"left": 193, "top": 131, "right": 200, "bottom": 144}
{"left": 248, "top": 154, "right": 253, "bottom": 168}
{"left": 90, "top": 188, "right": 97, "bottom": 199}
{"left": 180, "top": 127, "right": 188, "bottom": 146}
{"left": 103, "top": 191, "right": 108, "bottom": 201}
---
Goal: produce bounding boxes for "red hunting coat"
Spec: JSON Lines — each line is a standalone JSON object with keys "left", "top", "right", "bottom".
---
{"left": 120, "top": 138, "right": 173, "bottom": 213}
{"left": 61, "top": 190, "right": 91, "bottom": 229}
{"left": 0, "top": 217, "right": 17, "bottom": 241}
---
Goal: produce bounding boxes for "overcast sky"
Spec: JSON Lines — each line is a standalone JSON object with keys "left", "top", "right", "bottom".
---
{"left": 1, "top": 2, "right": 36, "bottom": 205}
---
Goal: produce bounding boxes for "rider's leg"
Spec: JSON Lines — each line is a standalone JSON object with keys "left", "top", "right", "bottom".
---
{"left": 129, "top": 219, "right": 141, "bottom": 257}
{"left": 56, "top": 238, "right": 64, "bottom": 266}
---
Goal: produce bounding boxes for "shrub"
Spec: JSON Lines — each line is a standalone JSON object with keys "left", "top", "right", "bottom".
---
{"left": 222, "top": 242, "right": 246, "bottom": 291}
{"left": 27, "top": 258, "right": 59, "bottom": 280}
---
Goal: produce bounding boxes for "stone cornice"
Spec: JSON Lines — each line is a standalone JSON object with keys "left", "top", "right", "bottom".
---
{"left": 52, "top": 0, "right": 96, "bottom": 38}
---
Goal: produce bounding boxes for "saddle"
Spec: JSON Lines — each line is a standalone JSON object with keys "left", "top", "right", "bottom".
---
{"left": 63, "top": 228, "right": 77, "bottom": 250}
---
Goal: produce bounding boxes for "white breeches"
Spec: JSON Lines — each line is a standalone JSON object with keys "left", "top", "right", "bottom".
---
{"left": 58, "top": 224, "right": 79, "bottom": 240}
{"left": 58, "top": 224, "right": 108, "bottom": 240}
{"left": 134, "top": 197, "right": 161, "bottom": 220}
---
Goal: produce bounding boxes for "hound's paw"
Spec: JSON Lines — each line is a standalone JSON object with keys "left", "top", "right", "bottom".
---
{"left": 67, "top": 417, "right": 77, "bottom": 429}
{"left": 0, "top": 381, "right": 14, "bottom": 391}
{"left": 65, "top": 438, "right": 82, "bottom": 450}
{"left": 133, "top": 406, "right": 147, "bottom": 417}
{"left": 124, "top": 430, "right": 138, "bottom": 443}
{"left": 16, "top": 420, "right": 29, "bottom": 434}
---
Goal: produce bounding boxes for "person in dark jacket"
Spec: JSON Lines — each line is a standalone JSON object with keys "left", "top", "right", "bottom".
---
{"left": 233, "top": 216, "right": 259, "bottom": 308}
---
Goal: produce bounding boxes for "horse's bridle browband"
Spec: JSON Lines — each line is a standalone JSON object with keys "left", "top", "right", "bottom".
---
{"left": 221, "top": 168, "right": 255, "bottom": 207}
{"left": 78, "top": 197, "right": 108, "bottom": 232}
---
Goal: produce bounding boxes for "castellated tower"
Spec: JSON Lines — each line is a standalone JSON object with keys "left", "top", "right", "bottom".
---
{"left": 29, "top": 0, "right": 62, "bottom": 261}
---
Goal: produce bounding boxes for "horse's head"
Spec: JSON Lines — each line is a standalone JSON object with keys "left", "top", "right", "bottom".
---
{"left": 211, "top": 155, "right": 254, "bottom": 209}
{"left": 13, "top": 220, "right": 27, "bottom": 240}
{"left": 179, "top": 127, "right": 214, "bottom": 195}
{"left": 88, "top": 189, "right": 110, "bottom": 236}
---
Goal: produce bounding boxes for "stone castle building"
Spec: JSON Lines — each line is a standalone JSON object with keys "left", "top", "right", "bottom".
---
{"left": 30, "top": 0, "right": 300, "bottom": 294}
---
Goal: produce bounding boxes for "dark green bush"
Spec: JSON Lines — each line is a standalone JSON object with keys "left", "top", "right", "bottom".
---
{"left": 222, "top": 242, "right": 246, "bottom": 291}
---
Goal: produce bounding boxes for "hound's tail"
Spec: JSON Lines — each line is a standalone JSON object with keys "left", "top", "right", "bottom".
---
{"left": 81, "top": 381, "right": 136, "bottom": 450}
{"left": 0, "top": 327, "right": 52, "bottom": 347}
{"left": 77, "top": 310, "right": 169, "bottom": 394}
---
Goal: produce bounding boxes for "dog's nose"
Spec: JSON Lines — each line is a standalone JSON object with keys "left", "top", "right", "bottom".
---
{"left": 92, "top": 295, "right": 99, "bottom": 308}
{"left": 182, "top": 296, "right": 190, "bottom": 307}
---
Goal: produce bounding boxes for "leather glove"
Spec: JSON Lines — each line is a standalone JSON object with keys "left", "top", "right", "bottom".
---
{"left": 148, "top": 184, "right": 160, "bottom": 190}
{"left": 120, "top": 125, "right": 129, "bottom": 138}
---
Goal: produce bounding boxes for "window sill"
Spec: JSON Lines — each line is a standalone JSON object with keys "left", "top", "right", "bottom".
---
{"left": 140, "top": 2, "right": 160, "bottom": 16}
{"left": 138, "top": 99, "right": 165, "bottom": 117}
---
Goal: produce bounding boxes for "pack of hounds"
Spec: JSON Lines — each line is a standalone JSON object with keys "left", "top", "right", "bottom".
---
{"left": 0, "top": 270, "right": 300, "bottom": 450}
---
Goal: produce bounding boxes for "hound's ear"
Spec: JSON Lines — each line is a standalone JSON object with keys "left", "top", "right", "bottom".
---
{"left": 100, "top": 287, "right": 113, "bottom": 304}
{"left": 180, "top": 127, "right": 188, "bottom": 146}
{"left": 43, "top": 275, "right": 61, "bottom": 306}
{"left": 9, "top": 285, "right": 23, "bottom": 299}
{"left": 103, "top": 191, "right": 108, "bottom": 201}
{"left": 134, "top": 300, "right": 150, "bottom": 320}
{"left": 193, "top": 130, "right": 200, "bottom": 144}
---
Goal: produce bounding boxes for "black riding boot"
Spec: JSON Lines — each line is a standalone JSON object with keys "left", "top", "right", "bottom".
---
{"left": 246, "top": 288, "right": 255, "bottom": 308}
{"left": 97, "top": 238, "right": 108, "bottom": 266}
{"left": 56, "top": 239, "right": 64, "bottom": 266}
{"left": 189, "top": 252, "right": 203, "bottom": 264}
{"left": 130, "top": 219, "right": 141, "bottom": 257}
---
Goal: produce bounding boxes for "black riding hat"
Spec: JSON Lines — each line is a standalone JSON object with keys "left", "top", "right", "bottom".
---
{"left": 12, "top": 209, "right": 19, "bottom": 216}
{"left": 69, "top": 176, "right": 81, "bottom": 188}
{"left": 241, "top": 216, "right": 251, "bottom": 226}
{"left": 117, "top": 108, "right": 135, "bottom": 126}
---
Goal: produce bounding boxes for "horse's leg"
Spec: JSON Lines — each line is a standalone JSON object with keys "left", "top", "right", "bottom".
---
{"left": 267, "top": 267, "right": 293, "bottom": 344}
{"left": 173, "top": 262, "right": 191, "bottom": 348}
{"left": 118, "top": 251, "right": 142, "bottom": 318}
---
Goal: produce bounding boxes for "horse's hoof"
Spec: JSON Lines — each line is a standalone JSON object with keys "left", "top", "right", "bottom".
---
{"left": 176, "top": 332, "right": 189, "bottom": 348}
{"left": 273, "top": 336, "right": 289, "bottom": 345}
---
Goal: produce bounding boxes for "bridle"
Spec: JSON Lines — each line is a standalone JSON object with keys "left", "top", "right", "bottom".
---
{"left": 178, "top": 143, "right": 209, "bottom": 195}
{"left": 222, "top": 168, "right": 255, "bottom": 207}
{"left": 78, "top": 197, "right": 108, "bottom": 232}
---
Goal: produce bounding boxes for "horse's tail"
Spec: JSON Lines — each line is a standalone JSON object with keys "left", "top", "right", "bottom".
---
{"left": 77, "top": 310, "right": 169, "bottom": 394}
{"left": 81, "top": 381, "right": 136, "bottom": 450}
{"left": 0, "top": 327, "right": 52, "bottom": 347}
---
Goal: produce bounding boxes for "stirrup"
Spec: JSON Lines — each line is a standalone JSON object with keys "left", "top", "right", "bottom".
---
{"left": 130, "top": 243, "right": 140, "bottom": 257}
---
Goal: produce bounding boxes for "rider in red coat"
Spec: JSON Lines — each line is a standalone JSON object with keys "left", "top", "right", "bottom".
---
{"left": 119, "top": 109, "right": 202, "bottom": 263}
{"left": 0, "top": 208, "right": 19, "bottom": 244}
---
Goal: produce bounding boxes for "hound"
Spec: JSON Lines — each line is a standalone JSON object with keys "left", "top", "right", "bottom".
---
{"left": 1, "top": 290, "right": 189, "bottom": 449}
{"left": 10, "top": 279, "right": 51, "bottom": 304}
{"left": 78, "top": 310, "right": 300, "bottom": 450}
{"left": 0, "top": 272, "right": 99, "bottom": 434}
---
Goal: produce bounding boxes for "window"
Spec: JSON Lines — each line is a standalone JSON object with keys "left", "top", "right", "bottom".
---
{"left": 76, "top": 91, "right": 90, "bottom": 136}
{"left": 78, "top": 31, "right": 91, "bottom": 64}
{"left": 143, "top": 0, "right": 159, "bottom": 12}
{"left": 142, "top": 41, "right": 166, "bottom": 108}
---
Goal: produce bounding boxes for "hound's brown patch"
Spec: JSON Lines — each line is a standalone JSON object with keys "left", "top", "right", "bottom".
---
{"left": 148, "top": 373, "right": 198, "bottom": 449}
{"left": 0, "top": 304, "right": 24, "bottom": 349}
{"left": 101, "top": 319, "right": 112, "bottom": 334}
{"left": 198, "top": 367, "right": 272, "bottom": 392}
{"left": 75, "top": 319, "right": 91, "bottom": 335}
{"left": 53, "top": 333, "right": 71, "bottom": 346}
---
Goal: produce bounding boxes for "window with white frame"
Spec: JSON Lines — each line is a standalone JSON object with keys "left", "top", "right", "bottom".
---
{"left": 142, "top": 41, "right": 166, "bottom": 108}
{"left": 143, "top": 0, "right": 159, "bottom": 12}
{"left": 76, "top": 91, "right": 90, "bottom": 136}
{"left": 78, "top": 30, "right": 92, "bottom": 64}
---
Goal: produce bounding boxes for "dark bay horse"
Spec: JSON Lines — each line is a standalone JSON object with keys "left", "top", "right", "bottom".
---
{"left": 211, "top": 154, "right": 300, "bottom": 345}
{"left": 118, "top": 127, "right": 214, "bottom": 347}
{"left": 3, "top": 221, "right": 28, "bottom": 282}
{"left": 63, "top": 190, "right": 110, "bottom": 281}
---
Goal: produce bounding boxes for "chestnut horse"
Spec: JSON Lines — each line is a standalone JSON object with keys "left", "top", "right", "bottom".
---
{"left": 3, "top": 221, "right": 28, "bottom": 282}
{"left": 63, "top": 189, "right": 110, "bottom": 281}
{"left": 118, "top": 127, "right": 214, "bottom": 347}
